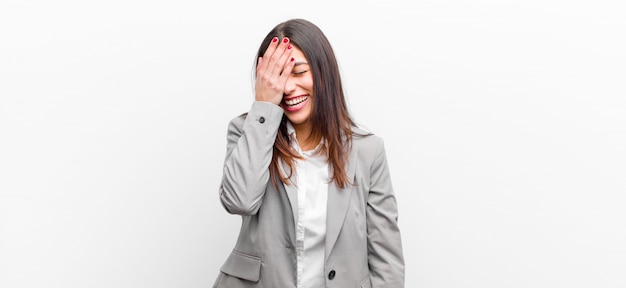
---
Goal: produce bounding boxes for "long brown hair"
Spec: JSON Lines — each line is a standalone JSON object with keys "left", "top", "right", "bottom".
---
{"left": 255, "top": 19, "right": 356, "bottom": 189}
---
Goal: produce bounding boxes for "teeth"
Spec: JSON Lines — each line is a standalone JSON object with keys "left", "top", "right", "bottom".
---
{"left": 285, "top": 96, "right": 308, "bottom": 106}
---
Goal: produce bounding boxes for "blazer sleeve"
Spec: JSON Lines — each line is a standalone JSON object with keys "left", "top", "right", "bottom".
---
{"left": 366, "top": 137, "right": 405, "bottom": 287}
{"left": 219, "top": 101, "right": 284, "bottom": 215}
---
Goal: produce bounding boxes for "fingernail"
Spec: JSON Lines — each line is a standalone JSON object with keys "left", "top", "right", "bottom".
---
{"left": 288, "top": 45, "right": 292, "bottom": 50}
{"left": 290, "top": 57, "right": 294, "bottom": 62}
{"left": 283, "top": 38, "right": 289, "bottom": 43}
{"left": 272, "top": 37, "right": 278, "bottom": 43}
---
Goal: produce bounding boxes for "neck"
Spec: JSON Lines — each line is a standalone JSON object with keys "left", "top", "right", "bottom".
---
{"left": 293, "top": 121, "right": 317, "bottom": 151}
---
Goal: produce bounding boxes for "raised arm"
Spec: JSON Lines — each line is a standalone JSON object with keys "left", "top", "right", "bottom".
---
{"left": 219, "top": 36, "right": 294, "bottom": 215}
{"left": 219, "top": 102, "right": 284, "bottom": 215}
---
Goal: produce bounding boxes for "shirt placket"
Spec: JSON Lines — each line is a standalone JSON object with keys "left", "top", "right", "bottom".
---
{"left": 295, "top": 153, "right": 307, "bottom": 288}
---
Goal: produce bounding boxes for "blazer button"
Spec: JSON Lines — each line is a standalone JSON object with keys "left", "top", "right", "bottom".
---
{"left": 258, "top": 117, "right": 265, "bottom": 123}
{"left": 328, "top": 270, "right": 336, "bottom": 280}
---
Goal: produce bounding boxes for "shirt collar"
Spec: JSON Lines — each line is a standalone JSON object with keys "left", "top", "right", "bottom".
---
{"left": 286, "top": 121, "right": 302, "bottom": 154}
{"left": 286, "top": 120, "right": 297, "bottom": 139}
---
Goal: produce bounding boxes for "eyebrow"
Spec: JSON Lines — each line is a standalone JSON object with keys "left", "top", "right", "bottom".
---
{"left": 294, "top": 62, "right": 309, "bottom": 66}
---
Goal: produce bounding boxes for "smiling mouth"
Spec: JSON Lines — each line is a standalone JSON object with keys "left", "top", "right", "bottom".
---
{"left": 284, "top": 95, "right": 309, "bottom": 107}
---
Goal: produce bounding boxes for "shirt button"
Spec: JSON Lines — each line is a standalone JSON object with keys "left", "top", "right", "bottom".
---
{"left": 328, "top": 270, "right": 336, "bottom": 280}
{"left": 297, "top": 250, "right": 303, "bottom": 256}
{"left": 258, "top": 117, "right": 265, "bottom": 123}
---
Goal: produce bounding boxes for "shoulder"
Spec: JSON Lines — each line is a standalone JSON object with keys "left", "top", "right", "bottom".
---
{"left": 350, "top": 124, "right": 386, "bottom": 157}
{"left": 348, "top": 125, "right": 390, "bottom": 175}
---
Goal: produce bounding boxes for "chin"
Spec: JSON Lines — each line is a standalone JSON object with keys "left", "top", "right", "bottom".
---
{"left": 286, "top": 116, "right": 305, "bottom": 125}
{"left": 285, "top": 112, "right": 308, "bottom": 124}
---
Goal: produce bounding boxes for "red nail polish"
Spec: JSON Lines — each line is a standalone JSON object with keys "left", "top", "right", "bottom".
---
{"left": 290, "top": 57, "right": 294, "bottom": 62}
{"left": 283, "top": 38, "right": 289, "bottom": 43}
{"left": 288, "top": 45, "right": 292, "bottom": 50}
{"left": 272, "top": 37, "right": 278, "bottom": 43}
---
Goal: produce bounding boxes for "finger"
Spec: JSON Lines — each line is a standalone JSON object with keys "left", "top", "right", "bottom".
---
{"left": 268, "top": 38, "right": 292, "bottom": 76}
{"left": 262, "top": 36, "right": 279, "bottom": 60}
{"left": 279, "top": 56, "right": 296, "bottom": 82}
{"left": 257, "top": 37, "right": 278, "bottom": 72}
{"left": 256, "top": 56, "right": 265, "bottom": 79}
{"left": 277, "top": 44, "right": 294, "bottom": 76}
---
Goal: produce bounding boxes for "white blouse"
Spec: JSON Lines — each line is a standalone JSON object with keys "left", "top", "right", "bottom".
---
{"left": 287, "top": 123, "right": 329, "bottom": 288}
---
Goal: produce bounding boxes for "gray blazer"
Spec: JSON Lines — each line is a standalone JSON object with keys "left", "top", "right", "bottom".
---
{"left": 213, "top": 102, "right": 405, "bottom": 288}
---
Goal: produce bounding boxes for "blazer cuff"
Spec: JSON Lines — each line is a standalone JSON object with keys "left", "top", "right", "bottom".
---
{"left": 243, "top": 101, "right": 284, "bottom": 134}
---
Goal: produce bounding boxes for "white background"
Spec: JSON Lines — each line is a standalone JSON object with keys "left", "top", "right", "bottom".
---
{"left": 1, "top": 0, "right": 625, "bottom": 287}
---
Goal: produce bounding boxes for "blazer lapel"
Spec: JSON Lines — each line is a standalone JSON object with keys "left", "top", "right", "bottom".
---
{"left": 278, "top": 158, "right": 299, "bottom": 228}
{"left": 325, "top": 144, "right": 358, "bottom": 261}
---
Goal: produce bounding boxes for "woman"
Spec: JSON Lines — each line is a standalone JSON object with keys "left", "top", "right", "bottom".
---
{"left": 213, "top": 18, "right": 404, "bottom": 288}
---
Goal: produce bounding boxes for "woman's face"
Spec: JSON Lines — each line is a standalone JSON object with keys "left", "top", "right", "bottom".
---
{"left": 281, "top": 46, "right": 314, "bottom": 126}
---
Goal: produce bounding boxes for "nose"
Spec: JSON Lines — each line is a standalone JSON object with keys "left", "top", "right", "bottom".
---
{"left": 283, "top": 75, "right": 296, "bottom": 96}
